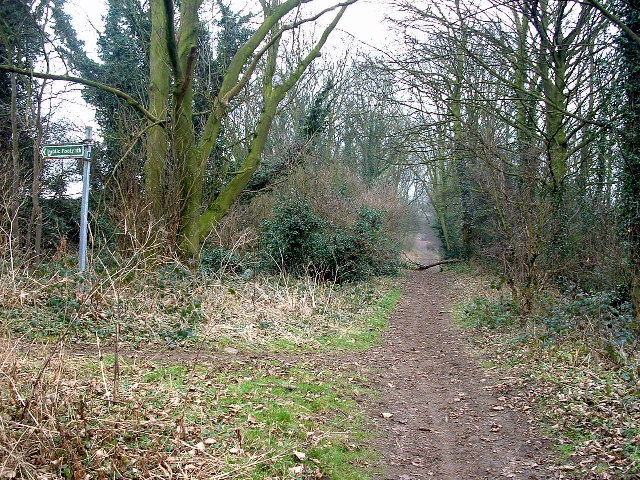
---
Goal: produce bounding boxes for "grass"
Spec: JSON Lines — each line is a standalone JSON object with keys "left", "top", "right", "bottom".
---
{"left": 315, "top": 288, "right": 402, "bottom": 351}
{"left": 0, "top": 259, "right": 400, "bottom": 479}
{"left": 1, "top": 263, "right": 399, "bottom": 353}
{"left": 0, "top": 346, "right": 380, "bottom": 479}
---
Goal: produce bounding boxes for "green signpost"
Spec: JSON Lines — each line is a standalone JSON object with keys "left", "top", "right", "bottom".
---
{"left": 41, "top": 144, "right": 86, "bottom": 158}
{"left": 41, "top": 130, "right": 94, "bottom": 272}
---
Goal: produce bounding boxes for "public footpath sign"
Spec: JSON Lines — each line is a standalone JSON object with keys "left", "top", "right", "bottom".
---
{"left": 41, "top": 144, "right": 86, "bottom": 158}
{"left": 41, "top": 128, "right": 94, "bottom": 273}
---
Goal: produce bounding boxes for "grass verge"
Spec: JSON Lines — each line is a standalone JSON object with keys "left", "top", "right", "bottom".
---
{"left": 1, "top": 262, "right": 401, "bottom": 479}
{"left": 453, "top": 288, "right": 640, "bottom": 479}
{"left": 0, "top": 346, "right": 378, "bottom": 479}
{"left": 1, "top": 265, "right": 399, "bottom": 353}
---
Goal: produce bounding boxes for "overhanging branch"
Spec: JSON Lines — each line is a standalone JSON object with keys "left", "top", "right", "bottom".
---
{"left": 582, "top": 0, "right": 640, "bottom": 48}
{"left": 0, "top": 64, "right": 160, "bottom": 123}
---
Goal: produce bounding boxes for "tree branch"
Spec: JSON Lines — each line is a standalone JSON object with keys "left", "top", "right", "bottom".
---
{"left": 162, "top": 0, "right": 181, "bottom": 77}
{"left": 583, "top": 0, "right": 640, "bottom": 48}
{"left": 415, "top": 259, "right": 461, "bottom": 270}
{"left": 0, "top": 64, "right": 159, "bottom": 122}
{"left": 178, "top": 46, "right": 197, "bottom": 93}
{"left": 275, "top": 2, "right": 354, "bottom": 97}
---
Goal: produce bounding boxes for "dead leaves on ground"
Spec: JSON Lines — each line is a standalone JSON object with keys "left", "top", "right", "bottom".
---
{"left": 0, "top": 352, "right": 371, "bottom": 479}
{"left": 469, "top": 324, "right": 639, "bottom": 479}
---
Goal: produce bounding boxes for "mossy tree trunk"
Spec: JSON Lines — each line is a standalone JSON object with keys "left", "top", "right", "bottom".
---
{"left": 144, "top": 0, "right": 352, "bottom": 258}
{"left": 451, "top": 0, "right": 471, "bottom": 259}
{"left": 620, "top": 0, "right": 640, "bottom": 325}
{"left": 1, "top": 0, "right": 353, "bottom": 261}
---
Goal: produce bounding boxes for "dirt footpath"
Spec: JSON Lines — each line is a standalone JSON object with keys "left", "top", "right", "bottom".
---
{"left": 363, "top": 232, "right": 550, "bottom": 479}
{"left": 56, "top": 230, "right": 553, "bottom": 479}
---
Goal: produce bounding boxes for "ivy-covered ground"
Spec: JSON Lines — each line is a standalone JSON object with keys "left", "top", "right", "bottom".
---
{"left": 454, "top": 269, "right": 640, "bottom": 479}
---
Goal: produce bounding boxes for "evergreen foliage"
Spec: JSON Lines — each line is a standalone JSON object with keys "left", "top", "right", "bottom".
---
{"left": 620, "top": 0, "right": 640, "bottom": 324}
{"left": 303, "top": 78, "right": 334, "bottom": 140}
{"left": 259, "top": 199, "right": 401, "bottom": 282}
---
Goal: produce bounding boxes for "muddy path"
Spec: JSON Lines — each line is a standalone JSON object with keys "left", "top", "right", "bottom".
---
{"left": 361, "top": 230, "right": 550, "bottom": 479}
{"left": 42, "top": 230, "right": 553, "bottom": 479}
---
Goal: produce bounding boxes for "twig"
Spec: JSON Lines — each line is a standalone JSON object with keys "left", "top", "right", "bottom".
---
{"left": 96, "top": 333, "right": 112, "bottom": 405}
{"left": 113, "top": 322, "right": 120, "bottom": 403}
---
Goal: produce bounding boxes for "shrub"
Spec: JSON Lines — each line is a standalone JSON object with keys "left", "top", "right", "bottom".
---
{"left": 463, "top": 296, "right": 521, "bottom": 329}
{"left": 259, "top": 200, "right": 401, "bottom": 282}
{"left": 535, "top": 291, "right": 636, "bottom": 348}
{"left": 463, "top": 289, "right": 637, "bottom": 366}
{"left": 260, "top": 200, "right": 327, "bottom": 271}
{"left": 199, "top": 247, "right": 252, "bottom": 274}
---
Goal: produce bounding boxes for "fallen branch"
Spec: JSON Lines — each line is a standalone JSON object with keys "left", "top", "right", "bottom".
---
{"left": 415, "top": 259, "right": 461, "bottom": 270}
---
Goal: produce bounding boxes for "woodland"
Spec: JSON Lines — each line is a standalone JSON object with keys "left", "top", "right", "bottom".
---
{"left": 0, "top": 0, "right": 639, "bottom": 478}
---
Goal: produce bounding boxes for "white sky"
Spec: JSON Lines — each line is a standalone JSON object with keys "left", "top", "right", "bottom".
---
{"left": 63, "top": 0, "right": 394, "bottom": 55}
{"left": 61, "top": 0, "right": 395, "bottom": 123}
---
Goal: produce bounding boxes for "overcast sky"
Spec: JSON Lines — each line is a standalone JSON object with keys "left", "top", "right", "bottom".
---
{"left": 63, "top": 0, "right": 394, "bottom": 64}
{"left": 58, "top": 0, "right": 395, "bottom": 131}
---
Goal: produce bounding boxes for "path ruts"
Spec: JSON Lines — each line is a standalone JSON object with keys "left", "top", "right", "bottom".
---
{"left": 364, "top": 231, "right": 550, "bottom": 479}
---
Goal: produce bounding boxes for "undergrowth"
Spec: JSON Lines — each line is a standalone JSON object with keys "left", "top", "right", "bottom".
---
{"left": 0, "top": 257, "right": 399, "bottom": 352}
{"left": 0, "top": 349, "right": 376, "bottom": 479}
{"left": 455, "top": 284, "right": 640, "bottom": 479}
{"left": 0, "top": 256, "right": 401, "bottom": 479}
{"left": 259, "top": 200, "right": 402, "bottom": 282}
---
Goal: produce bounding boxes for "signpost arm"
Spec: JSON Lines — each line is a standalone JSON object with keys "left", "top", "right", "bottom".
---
{"left": 79, "top": 127, "right": 93, "bottom": 273}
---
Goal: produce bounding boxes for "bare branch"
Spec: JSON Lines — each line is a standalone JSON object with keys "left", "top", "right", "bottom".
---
{"left": 0, "top": 64, "right": 160, "bottom": 122}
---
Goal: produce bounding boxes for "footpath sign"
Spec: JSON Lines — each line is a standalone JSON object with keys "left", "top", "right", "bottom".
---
{"left": 41, "top": 127, "right": 94, "bottom": 273}
{"left": 41, "top": 144, "right": 86, "bottom": 158}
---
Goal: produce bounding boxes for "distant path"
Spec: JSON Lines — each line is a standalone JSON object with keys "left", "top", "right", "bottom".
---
{"left": 363, "top": 229, "right": 550, "bottom": 479}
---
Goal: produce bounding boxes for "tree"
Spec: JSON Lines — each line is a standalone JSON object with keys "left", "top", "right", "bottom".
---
{"left": 619, "top": 0, "right": 640, "bottom": 323}
{"left": 1, "top": 0, "right": 356, "bottom": 259}
{"left": 0, "top": 0, "right": 86, "bottom": 256}
{"left": 389, "top": 0, "right": 620, "bottom": 309}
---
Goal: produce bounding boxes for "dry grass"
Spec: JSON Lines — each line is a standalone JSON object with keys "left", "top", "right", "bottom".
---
{"left": 0, "top": 257, "right": 396, "bottom": 352}
{"left": 201, "top": 274, "right": 396, "bottom": 350}
{"left": 0, "top": 343, "right": 374, "bottom": 479}
{"left": 0, "top": 256, "right": 400, "bottom": 479}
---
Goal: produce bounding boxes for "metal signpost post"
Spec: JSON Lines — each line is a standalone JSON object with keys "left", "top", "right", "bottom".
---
{"left": 41, "top": 126, "right": 94, "bottom": 273}
{"left": 79, "top": 127, "right": 93, "bottom": 272}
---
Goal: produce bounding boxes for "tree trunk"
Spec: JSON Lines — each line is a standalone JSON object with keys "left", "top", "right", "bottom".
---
{"left": 621, "top": 0, "right": 640, "bottom": 325}
{"left": 29, "top": 89, "right": 44, "bottom": 257}
{"left": 9, "top": 71, "right": 21, "bottom": 250}
{"left": 451, "top": 27, "right": 471, "bottom": 258}
{"left": 145, "top": 0, "right": 171, "bottom": 221}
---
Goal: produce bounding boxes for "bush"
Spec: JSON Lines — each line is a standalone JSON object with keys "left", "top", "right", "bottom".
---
{"left": 463, "top": 289, "right": 637, "bottom": 366}
{"left": 535, "top": 291, "right": 636, "bottom": 348}
{"left": 259, "top": 201, "right": 327, "bottom": 271}
{"left": 199, "top": 247, "right": 252, "bottom": 274}
{"left": 259, "top": 200, "right": 401, "bottom": 282}
{"left": 351, "top": 206, "right": 403, "bottom": 277}
{"left": 463, "top": 297, "right": 521, "bottom": 329}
